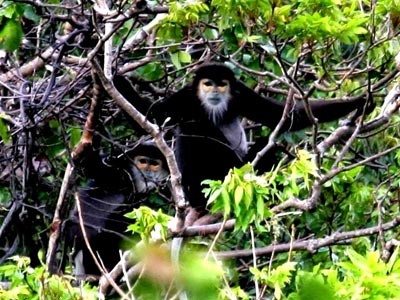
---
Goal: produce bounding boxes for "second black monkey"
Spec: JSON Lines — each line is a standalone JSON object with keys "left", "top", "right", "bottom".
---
{"left": 65, "top": 141, "right": 169, "bottom": 277}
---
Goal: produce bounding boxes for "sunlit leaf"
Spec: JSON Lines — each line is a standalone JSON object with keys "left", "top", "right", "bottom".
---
{"left": 0, "top": 116, "right": 11, "bottom": 145}
{"left": 0, "top": 19, "right": 23, "bottom": 51}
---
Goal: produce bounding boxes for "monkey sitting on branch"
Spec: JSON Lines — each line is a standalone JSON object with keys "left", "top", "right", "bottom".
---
{"left": 115, "top": 62, "right": 372, "bottom": 225}
{"left": 64, "top": 141, "right": 170, "bottom": 279}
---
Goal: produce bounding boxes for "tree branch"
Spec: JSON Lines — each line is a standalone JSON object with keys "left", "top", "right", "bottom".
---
{"left": 216, "top": 217, "right": 400, "bottom": 259}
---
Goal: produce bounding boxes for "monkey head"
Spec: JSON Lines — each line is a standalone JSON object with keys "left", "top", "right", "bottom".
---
{"left": 193, "top": 63, "right": 236, "bottom": 124}
{"left": 127, "top": 142, "right": 169, "bottom": 194}
{"left": 193, "top": 63, "right": 236, "bottom": 84}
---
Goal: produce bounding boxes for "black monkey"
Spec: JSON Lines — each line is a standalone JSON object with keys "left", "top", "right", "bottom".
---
{"left": 65, "top": 141, "right": 169, "bottom": 278}
{"left": 115, "top": 63, "right": 369, "bottom": 214}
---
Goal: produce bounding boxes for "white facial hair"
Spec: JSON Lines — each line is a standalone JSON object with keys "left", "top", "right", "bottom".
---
{"left": 197, "top": 83, "right": 231, "bottom": 124}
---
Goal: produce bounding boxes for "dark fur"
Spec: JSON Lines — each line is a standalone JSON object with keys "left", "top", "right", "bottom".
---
{"left": 64, "top": 142, "right": 169, "bottom": 277}
{"left": 116, "top": 63, "right": 367, "bottom": 209}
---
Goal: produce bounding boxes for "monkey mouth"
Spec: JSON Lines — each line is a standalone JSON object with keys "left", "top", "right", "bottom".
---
{"left": 208, "top": 97, "right": 222, "bottom": 105}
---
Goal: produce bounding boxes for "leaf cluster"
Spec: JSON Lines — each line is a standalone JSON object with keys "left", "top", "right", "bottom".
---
{"left": 125, "top": 206, "right": 172, "bottom": 244}
{"left": 0, "top": 255, "right": 96, "bottom": 300}
{"left": 204, "top": 164, "right": 274, "bottom": 232}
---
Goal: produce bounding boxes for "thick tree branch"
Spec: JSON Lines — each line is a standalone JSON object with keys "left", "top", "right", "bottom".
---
{"left": 46, "top": 71, "right": 105, "bottom": 273}
{"left": 216, "top": 217, "right": 400, "bottom": 259}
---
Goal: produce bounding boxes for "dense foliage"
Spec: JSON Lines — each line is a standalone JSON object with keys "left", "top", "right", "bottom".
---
{"left": 1, "top": 0, "right": 400, "bottom": 298}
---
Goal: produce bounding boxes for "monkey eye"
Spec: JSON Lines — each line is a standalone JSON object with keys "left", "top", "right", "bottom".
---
{"left": 203, "top": 80, "right": 214, "bottom": 87}
{"left": 217, "top": 80, "right": 229, "bottom": 87}
{"left": 138, "top": 158, "right": 148, "bottom": 164}
{"left": 149, "top": 160, "right": 161, "bottom": 166}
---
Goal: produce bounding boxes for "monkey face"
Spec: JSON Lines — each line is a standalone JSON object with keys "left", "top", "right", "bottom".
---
{"left": 134, "top": 155, "right": 163, "bottom": 173}
{"left": 132, "top": 155, "right": 168, "bottom": 193}
{"left": 197, "top": 78, "right": 231, "bottom": 123}
{"left": 199, "top": 78, "right": 229, "bottom": 94}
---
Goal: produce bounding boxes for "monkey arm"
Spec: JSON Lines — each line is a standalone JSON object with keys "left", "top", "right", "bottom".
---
{"left": 147, "top": 87, "right": 196, "bottom": 124}
{"left": 77, "top": 147, "right": 105, "bottom": 178}
{"left": 114, "top": 76, "right": 194, "bottom": 126}
{"left": 288, "top": 97, "right": 367, "bottom": 131}
{"left": 236, "top": 81, "right": 368, "bottom": 131}
{"left": 75, "top": 146, "right": 122, "bottom": 188}
{"left": 113, "top": 76, "right": 153, "bottom": 117}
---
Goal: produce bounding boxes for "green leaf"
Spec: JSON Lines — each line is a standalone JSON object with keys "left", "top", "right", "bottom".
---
{"left": 387, "top": 247, "right": 399, "bottom": 273}
{"left": 171, "top": 52, "right": 181, "bottom": 69}
{"left": 0, "top": 19, "right": 23, "bottom": 51}
{"left": 256, "top": 195, "right": 265, "bottom": 219}
{"left": 296, "top": 273, "right": 335, "bottom": 300}
{"left": 246, "top": 35, "right": 261, "bottom": 43}
{"left": 0, "top": 4, "right": 17, "bottom": 18}
{"left": 68, "top": 127, "right": 82, "bottom": 148}
{"left": 178, "top": 50, "right": 191, "bottom": 64}
{"left": 0, "top": 116, "right": 11, "bottom": 145}
{"left": 353, "top": 26, "right": 368, "bottom": 35}
{"left": 23, "top": 5, "right": 40, "bottom": 22}
{"left": 234, "top": 185, "right": 244, "bottom": 205}
{"left": 206, "top": 187, "right": 222, "bottom": 206}
{"left": 135, "top": 62, "right": 164, "bottom": 81}
{"left": 244, "top": 183, "right": 254, "bottom": 203}
{"left": 221, "top": 188, "right": 231, "bottom": 217}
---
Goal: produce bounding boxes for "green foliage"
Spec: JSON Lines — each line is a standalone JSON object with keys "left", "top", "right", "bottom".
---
{"left": 0, "top": 113, "right": 11, "bottom": 145}
{"left": 180, "top": 252, "right": 223, "bottom": 300}
{"left": 157, "top": 0, "right": 209, "bottom": 42}
{"left": 204, "top": 164, "right": 274, "bottom": 232}
{"left": 167, "top": 0, "right": 209, "bottom": 25}
{"left": 220, "top": 286, "right": 250, "bottom": 300}
{"left": 68, "top": 126, "right": 81, "bottom": 149}
{"left": 288, "top": 248, "right": 400, "bottom": 299}
{"left": 204, "top": 149, "right": 320, "bottom": 232}
{"left": 278, "top": 149, "right": 319, "bottom": 198}
{"left": 289, "top": 266, "right": 336, "bottom": 300}
{"left": 125, "top": 206, "right": 172, "bottom": 243}
{"left": 283, "top": 0, "right": 368, "bottom": 44}
{"left": 0, "top": 255, "right": 97, "bottom": 300}
{"left": 0, "top": 18, "right": 22, "bottom": 52}
{"left": 211, "top": 0, "right": 368, "bottom": 46}
{"left": 0, "top": 1, "right": 38, "bottom": 51}
{"left": 247, "top": 248, "right": 400, "bottom": 299}
{"left": 170, "top": 50, "right": 192, "bottom": 69}
{"left": 251, "top": 261, "right": 297, "bottom": 300}
{"left": 376, "top": 0, "right": 400, "bottom": 23}
{"left": 0, "top": 186, "right": 10, "bottom": 204}
{"left": 135, "top": 62, "right": 165, "bottom": 81}
{"left": 212, "top": 0, "right": 273, "bottom": 30}
{"left": 130, "top": 245, "right": 223, "bottom": 300}
{"left": 334, "top": 248, "right": 400, "bottom": 299}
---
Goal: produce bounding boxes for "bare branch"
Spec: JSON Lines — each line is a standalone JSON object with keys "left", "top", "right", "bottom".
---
{"left": 216, "top": 217, "right": 400, "bottom": 259}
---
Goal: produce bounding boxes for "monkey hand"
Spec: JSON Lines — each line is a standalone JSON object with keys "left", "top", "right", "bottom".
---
{"left": 168, "top": 216, "right": 185, "bottom": 235}
{"left": 340, "top": 95, "right": 376, "bottom": 126}
{"left": 379, "top": 86, "right": 400, "bottom": 118}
